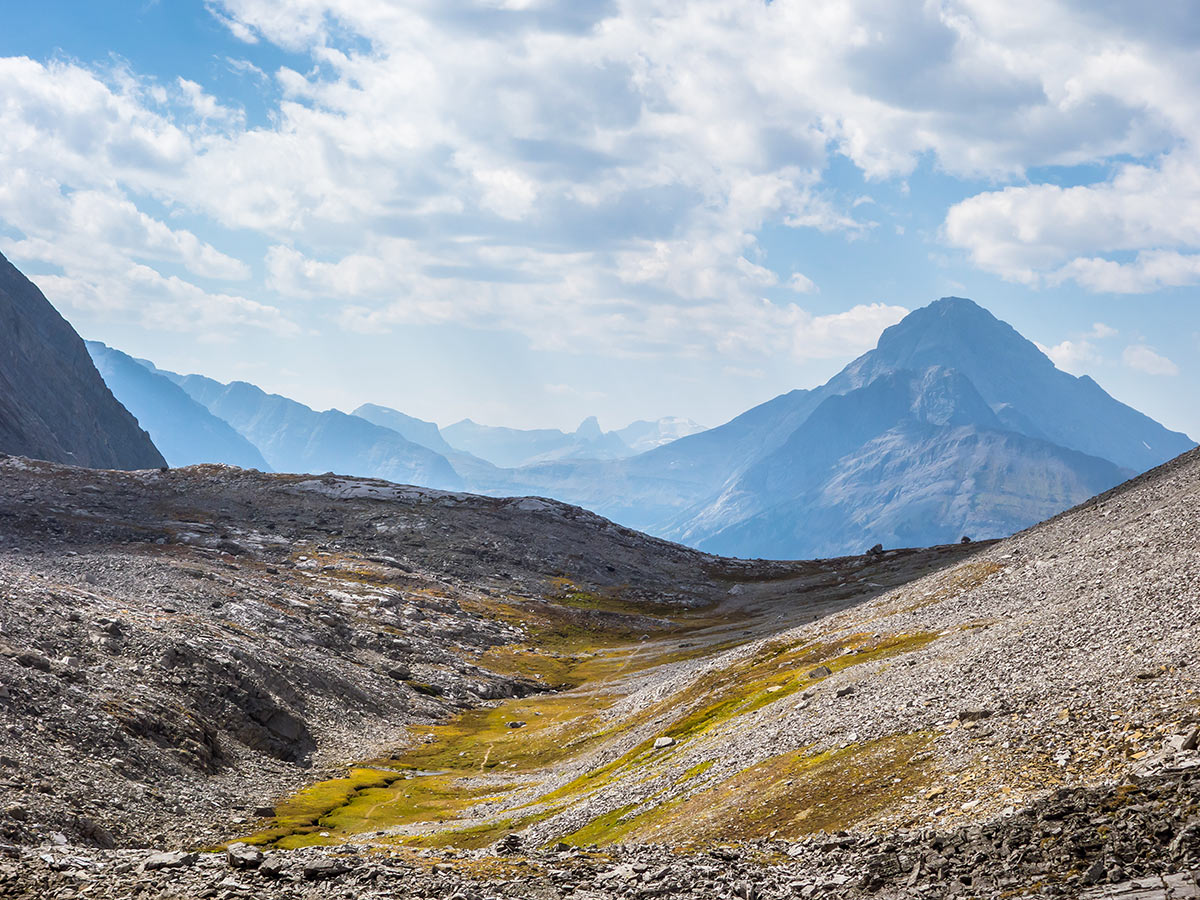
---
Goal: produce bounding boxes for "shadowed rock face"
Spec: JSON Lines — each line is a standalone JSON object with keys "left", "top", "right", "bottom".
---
{"left": 0, "top": 251, "right": 165, "bottom": 470}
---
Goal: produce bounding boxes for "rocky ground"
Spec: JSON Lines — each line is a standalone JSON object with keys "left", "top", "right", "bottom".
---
{"left": 1, "top": 448, "right": 1198, "bottom": 897}
{"left": 4, "top": 771, "right": 1200, "bottom": 899}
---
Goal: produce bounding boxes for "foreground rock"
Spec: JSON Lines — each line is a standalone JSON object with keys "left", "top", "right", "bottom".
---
{"left": 3, "top": 772, "right": 1200, "bottom": 898}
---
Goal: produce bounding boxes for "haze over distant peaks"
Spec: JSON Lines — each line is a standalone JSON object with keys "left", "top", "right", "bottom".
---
{"left": 23, "top": 226, "right": 1184, "bottom": 562}
{"left": 86, "top": 342, "right": 269, "bottom": 471}
{"left": 490, "top": 296, "right": 1194, "bottom": 557}
{"left": 437, "top": 414, "right": 698, "bottom": 468}
{"left": 157, "top": 371, "right": 463, "bottom": 490}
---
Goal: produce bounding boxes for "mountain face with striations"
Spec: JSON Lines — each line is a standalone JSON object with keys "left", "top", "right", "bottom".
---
{"left": 497, "top": 298, "right": 1194, "bottom": 558}
{"left": 0, "top": 251, "right": 165, "bottom": 470}
{"left": 86, "top": 342, "right": 270, "bottom": 471}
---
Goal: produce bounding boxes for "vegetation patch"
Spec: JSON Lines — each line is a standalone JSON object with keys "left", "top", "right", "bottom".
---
{"left": 239, "top": 767, "right": 402, "bottom": 848}
{"left": 606, "top": 732, "right": 936, "bottom": 846}
{"left": 542, "top": 631, "right": 939, "bottom": 802}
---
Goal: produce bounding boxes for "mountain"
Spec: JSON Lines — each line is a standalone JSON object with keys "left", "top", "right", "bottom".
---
{"left": 86, "top": 342, "right": 270, "bottom": 471}
{"left": 834, "top": 297, "right": 1189, "bottom": 471}
{"left": 614, "top": 416, "right": 707, "bottom": 453}
{"left": 497, "top": 297, "right": 1194, "bottom": 557}
{"left": 355, "top": 406, "right": 707, "bottom": 469}
{"left": 0, "top": 250, "right": 165, "bottom": 470}
{"left": 351, "top": 403, "right": 455, "bottom": 455}
{"left": 164, "top": 373, "right": 463, "bottom": 489}
{"left": 673, "top": 367, "right": 1127, "bottom": 557}
{"left": 351, "top": 402, "right": 505, "bottom": 487}
{"left": 442, "top": 416, "right": 632, "bottom": 467}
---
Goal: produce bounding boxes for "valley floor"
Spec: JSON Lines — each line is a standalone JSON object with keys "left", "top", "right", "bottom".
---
{"left": 1, "top": 449, "right": 1199, "bottom": 897}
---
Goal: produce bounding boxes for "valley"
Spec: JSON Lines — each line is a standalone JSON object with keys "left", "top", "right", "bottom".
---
{"left": 2, "top": 447, "right": 1199, "bottom": 898}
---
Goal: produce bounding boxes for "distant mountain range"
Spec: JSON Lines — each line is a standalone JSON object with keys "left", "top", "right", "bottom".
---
{"left": 487, "top": 298, "right": 1194, "bottom": 556}
{"left": 99, "top": 297, "right": 1196, "bottom": 558}
{"left": 1, "top": 242, "right": 1191, "bottom": 560}
{"left": 86, "top": 342, "right": 269, "bottom": 471}
{"left": 0, "top": 250, "right": 164, "bottom": 470}
{"left": 160, "top": 373, "right": 465, "bottom": 491}
{"left": 435, "top": 415, "right": 705, "bottom": 467}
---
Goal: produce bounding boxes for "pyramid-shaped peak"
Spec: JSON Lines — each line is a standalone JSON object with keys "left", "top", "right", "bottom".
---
{"left": 870, "top": 296, "right": 1040, "bottom": 368}
{"left": 930, "top": 295, "right": 985, "bottom": 310}
{"left": 575, "top": 415, "right": 603, "bottom": 439}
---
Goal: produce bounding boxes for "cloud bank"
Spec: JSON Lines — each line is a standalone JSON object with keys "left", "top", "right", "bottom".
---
{"left": 0, "top": 0, "right": 1196, "bottom": 354}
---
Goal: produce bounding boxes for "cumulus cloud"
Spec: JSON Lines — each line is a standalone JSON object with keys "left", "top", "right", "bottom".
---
{"left": 1040, "top": 339, "right": 1101, "bottom": 375}
{"left": 1, "top": 0, "right": 1197, "bottom": 354}
{"left": 1122, "top": 344, "right": 1180, "bottom": 376}
{"left": 940, "top": 0, "right": 1200, "bottom": 294}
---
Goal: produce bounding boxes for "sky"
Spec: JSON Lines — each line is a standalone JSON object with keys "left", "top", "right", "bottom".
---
{"left": 0, "top": 0, "right": 1197, "bottom": 439}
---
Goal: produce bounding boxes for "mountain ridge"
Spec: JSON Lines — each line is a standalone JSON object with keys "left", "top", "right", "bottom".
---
{"left": 86, "top": 342, "right": 271, "bottom": 471}
{"left": 0, "top": 250, "right": 165, "bottom": 470}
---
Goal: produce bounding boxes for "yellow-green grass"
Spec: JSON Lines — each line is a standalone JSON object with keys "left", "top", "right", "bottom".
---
{"left": 566, "top": 732, "right": 935, "bottom": 846}
{"left": 542, "top": 631, "right": 939, "bottom": 803}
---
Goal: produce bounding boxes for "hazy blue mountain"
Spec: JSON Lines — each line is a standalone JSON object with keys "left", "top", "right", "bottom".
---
{"left": 442, "top": 416, "right": 631, "bottom": 467}
{"left": 86, "top": 342, "right": 270, "bottom": 470}
{"left": 830, "top": 297, "right": 1194, "bottom": 471}
{"left": 163, "top": 373, "right": 463, "bottom": 490}
{"left": 494, "top": 297, "right": 1194, "bottom": 557}
{"left": 99, "top": 290, "right": 1193, "bottom": 560}
{"left": 352, "top": 403, "right": 454, "bottom": 455}
{"left": 614, "top": 417, "right": 707, "bottom": 453}
{"left": 668, "top": 367, "right": 1128, "bottom": 558}
{"left": 0, "top": 250, "right": 164, "bottom": 469}
{"left": 351, "top": 402, "right": 503, "bottom": 487}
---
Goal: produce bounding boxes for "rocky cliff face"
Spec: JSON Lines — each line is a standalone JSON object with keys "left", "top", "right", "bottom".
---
{"left": 0, "top": 251, "right": 165, "bottom": 469}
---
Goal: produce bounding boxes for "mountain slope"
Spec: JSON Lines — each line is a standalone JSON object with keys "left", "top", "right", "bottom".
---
{"left": 0, "top": 251, "right": 165, "bottom": 469}
{"left": 498, "top": 297, "right": 1193, "bottom": 557}
{"left": 87, "top": 342, "right": 270, "bottom": 471}
{"left": 171, "top": 374, "right": 463, "bottom": 489}
{"left": 0, "top": 442, "right": 1197, "bottom": 896}
{"left": 352, "top": 403, "right": 456, "bottom": 455}
{"left": 670, "top": 366, "right": 1128, "bottom": 557}
{"left": 835, "top": 297, "right": 1194, "bottom": 471}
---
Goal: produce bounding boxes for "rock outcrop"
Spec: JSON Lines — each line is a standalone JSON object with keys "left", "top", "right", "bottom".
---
{"left": 0, "top": 251, "right": 165, "bottom": 469}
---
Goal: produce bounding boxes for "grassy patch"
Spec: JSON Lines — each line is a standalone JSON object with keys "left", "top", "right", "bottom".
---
{"left": 598, "top": 732, "right": 936, "bottom": 846}
{"left": 542, "top": 631, "right": 939, "bottom": 802}
{"left": 239, "top": 767, "right": 401, "bottom": 848}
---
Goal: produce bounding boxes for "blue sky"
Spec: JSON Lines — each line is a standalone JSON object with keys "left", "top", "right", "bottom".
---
{"left": 0, "top": 0, "right": 1196, "bottom": 439}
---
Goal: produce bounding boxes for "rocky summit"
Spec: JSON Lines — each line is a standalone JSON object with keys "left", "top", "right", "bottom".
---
{"left": 0, "top": 443, "right": 1197, "bottom": 898}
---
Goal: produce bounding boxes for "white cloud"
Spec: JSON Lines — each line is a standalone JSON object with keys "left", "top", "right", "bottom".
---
{"left": 787, "top": 272, "right": 818, "bottom": 294}
{"left": 1122, "top": 344, "right": 1180, "bottom": 376}
{"left": 29, "top": 264, "right": 297, "bottom": 337}
{"left": 2, "top": 0, "right": 1199, "bottom": 358}
{"left": 1040, "top": 339, "right": 1101, "bottom": 374}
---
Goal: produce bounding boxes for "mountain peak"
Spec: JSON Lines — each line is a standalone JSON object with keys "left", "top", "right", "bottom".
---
{"left": 575, "top": 415, "right": 603, "bottom": 440}
{"left": 847, "top": 295, "right": 1052, "bottom": 392}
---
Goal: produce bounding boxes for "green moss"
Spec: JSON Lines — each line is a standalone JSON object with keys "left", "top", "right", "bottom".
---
{"left": 678, "top": 760, "right": 714, "bottom": 782}
{"left": 561, "top": 803, "right": 641, "bottom": 847}
{"left": 239, "top": 767, "right": 401, "bottom": 847}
